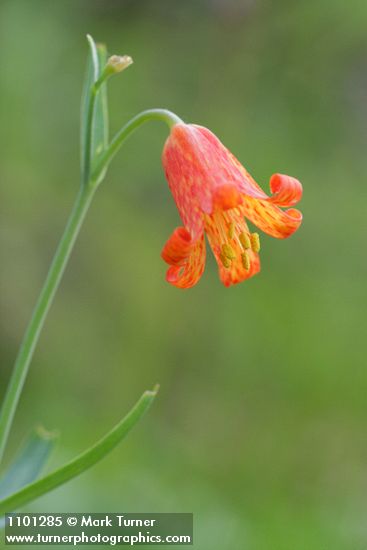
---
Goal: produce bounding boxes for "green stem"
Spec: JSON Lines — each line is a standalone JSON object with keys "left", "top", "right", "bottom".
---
{"left": 0, "top": 185, "right": 95, "bottom": 467}
{"left": 0, "top": 388, "right": 158, "bottom": 515}
{"left": 0, "top": 107, "right": 181, "bottom": 471}
{"left": 91, "top": 108, "right": 182, "bottom": 186}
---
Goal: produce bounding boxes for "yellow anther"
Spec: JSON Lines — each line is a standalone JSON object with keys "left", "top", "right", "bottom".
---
{"left": 222, "top": 243, "right": 236, "bottom": 260}
{"left": 250, "top": 232, "right": 260, "bottom": 253}
{"left": 241, "top": 252, "right": 250, "bottom": 270}
{"left": 239, "top": 232, "right": 251, "bottom": 249}
{"left": 227, "top": 222, "right": 235, "bottom": 239}
{"left": 219, "top": 252, "right": 231, "bottom": 268}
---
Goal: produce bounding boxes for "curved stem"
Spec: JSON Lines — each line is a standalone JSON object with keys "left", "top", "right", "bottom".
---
{"left": 0, "top": 185, "right": 95, "bottom": 467}
{"left": 91, "top": 108, "right": 183, "bottom": 186}
{"left": 0, "top": 106, "right": 181, "bottom": 470}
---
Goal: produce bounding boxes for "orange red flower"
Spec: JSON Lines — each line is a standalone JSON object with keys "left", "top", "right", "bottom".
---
{"left": 161, "top": 123, "right": 302, "bottom": 288}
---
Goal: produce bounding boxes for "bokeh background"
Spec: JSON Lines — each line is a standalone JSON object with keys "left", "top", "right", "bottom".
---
{"left": 1, "top": 1, "right": 367, "bottom": 548}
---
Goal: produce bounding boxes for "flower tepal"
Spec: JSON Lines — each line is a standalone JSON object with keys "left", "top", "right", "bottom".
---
{"left": 161, "top": 123, "right": 303, "bottom": 288}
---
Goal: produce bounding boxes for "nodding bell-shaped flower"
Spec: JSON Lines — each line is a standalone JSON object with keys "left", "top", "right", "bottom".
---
{"left": 161, "top": 123, "right": 303, "bottom": 288}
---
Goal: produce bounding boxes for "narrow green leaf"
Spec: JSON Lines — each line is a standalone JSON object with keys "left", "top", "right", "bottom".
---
{"left": 0, "top": 428, "right": 56, "bottom": 527}
{"left": 92, "top": 44, "right": 109, "bottom": 161}
{"left": 80, "top": 35, "right": 109, "bottom": 184}
{"left": 80, "top": 35, "right": 98, "bottom": 176}
{"left": 86, "top": 34, "right": 99, "bottom": 82}
{"left": 0, "top": 387, "right": 158, "bottom": 516}
{"left": 0, "top": 427, "right": 57, "bottom": 500}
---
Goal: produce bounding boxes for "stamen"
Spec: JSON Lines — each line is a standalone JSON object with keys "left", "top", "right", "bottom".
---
{"left": 239, "top": 232, "right": 251, "bottom": 249}
{"left": 227, "top": 222, "right": 235, "bottom": 239}
{"left": 213, "top": 212, "right": 228, "bottom": 243}
{"left": 222, "top": 243, "right": 236, "bottom": 260}
{"left": 220, "top": 252, "right": 231, "bottom": 268}
{"left": 206, "top": 210, "right": 257, "bottom": 273}
{"left": 250, "top": 233, "right": 260, "bottom": 253}
{"left": 241, "top": 251, "right": 250, "bottom": 270}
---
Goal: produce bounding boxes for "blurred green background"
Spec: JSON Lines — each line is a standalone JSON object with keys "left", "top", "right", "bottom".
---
{"left": 1, "top": 0, "right": 367, "bottom": 548}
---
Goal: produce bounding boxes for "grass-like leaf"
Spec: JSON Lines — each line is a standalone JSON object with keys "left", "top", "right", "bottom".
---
{"left": 80, "top": 35, "right": 109, "bottom": 183}
{"left": 0, "top": 387, "right": 158, "bottom": 516}
{"left": 92, "top": 43, "right": 109, "bottom": 160}
{"left": 0, "top": 428, "right": 57, "bottom": 527}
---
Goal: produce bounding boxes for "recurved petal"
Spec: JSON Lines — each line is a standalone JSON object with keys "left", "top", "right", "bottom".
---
{"left": 241, "top": 198, "right": 302, "bottom": 239}
{"left": 231, "top": 167, "right": 303, "bottom": 238}
{"left": 161, "top": 227, "right": 193, "bottom": 265}
{"left": 228, "top": 153, "right": 303, "bottom": 206}
{"left": 268, "top": 173, "right": 303, "bottom": 207}
{"left": 162, "top": 228, "right": 206, "bottom": 289}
